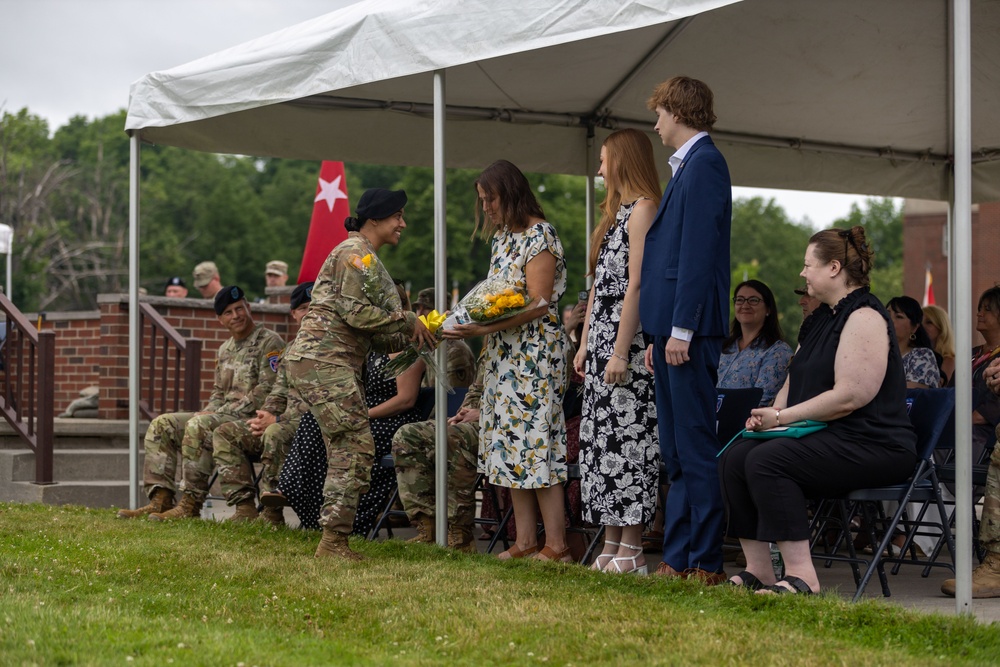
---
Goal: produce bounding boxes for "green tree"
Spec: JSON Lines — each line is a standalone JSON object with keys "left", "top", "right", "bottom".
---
{"left": 729, "top": 197, "right": 814, "bottom": 343}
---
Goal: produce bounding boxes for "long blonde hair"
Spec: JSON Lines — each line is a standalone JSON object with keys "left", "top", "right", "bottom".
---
{"left": 923, "top": 304, "right": 956, "bottom": 359}
{"left": 588, "top": 129, "right": 662, "bottom": 275}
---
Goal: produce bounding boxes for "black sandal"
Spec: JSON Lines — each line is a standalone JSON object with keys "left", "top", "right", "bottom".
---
{"left": 727, "top": 570, "right": 766, "bottom": 590}
{"left": 766, "top": 575, "right": 815, "bottom": 595}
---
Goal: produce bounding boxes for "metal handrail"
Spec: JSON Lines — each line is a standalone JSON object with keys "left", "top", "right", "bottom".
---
{"left": 0, "top": 291, "right": 54, "bottom": 484}
{"left": 136, "top": 302, "right": 202, "bottom": 420}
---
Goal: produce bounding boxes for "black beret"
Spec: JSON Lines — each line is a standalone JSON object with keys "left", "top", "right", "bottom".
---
{"left": 356, "top": 188, "right": 407, "bottom": 222}
{"left": 165, "top": 276, "right": 186, "bottom": 288}
{"left": 290, "top": 282, "right": 314, "bottom": 310}
{"left": 214, "top": 285, "right": 245, "bottom": 315}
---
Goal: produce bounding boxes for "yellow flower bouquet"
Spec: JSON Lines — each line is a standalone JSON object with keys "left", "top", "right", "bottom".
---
{"left": 381, "top": 309, "right": 449, "bottom": 390}
{"left": 443, "top": 278, "right": 538, "bottom": 328}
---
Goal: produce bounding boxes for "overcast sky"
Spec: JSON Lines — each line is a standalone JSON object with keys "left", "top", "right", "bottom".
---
{"left": 0, "top": 0, "right": 881, "bottom": 229}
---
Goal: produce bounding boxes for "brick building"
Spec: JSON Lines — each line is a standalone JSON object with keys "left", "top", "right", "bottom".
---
{"left": 903, "top": 199, "right": 1000, "bottom": 346}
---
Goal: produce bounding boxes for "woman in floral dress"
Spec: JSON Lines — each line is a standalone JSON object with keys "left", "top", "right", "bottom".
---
{"left": 444, "top": 159, "right": 570, "bottom": 562}
{"left": 574, "top": 129, "right": 661, "bottom": 575}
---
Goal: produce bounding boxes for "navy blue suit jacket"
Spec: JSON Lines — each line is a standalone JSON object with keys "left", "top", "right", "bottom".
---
{"left": 640, "top": 135, "right": 732, "bottom": 338}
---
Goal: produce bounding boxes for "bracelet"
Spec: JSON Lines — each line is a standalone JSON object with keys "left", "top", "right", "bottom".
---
{"left": 612, "top": 352, "right": 629, "bottom": 363}
{"left": 774, "top": 409, "right": 781, "bottom": 426}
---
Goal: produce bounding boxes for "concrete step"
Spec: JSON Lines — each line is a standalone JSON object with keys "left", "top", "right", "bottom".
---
{"left": 3, "top": 480, "right": 130, "bottom": 508}
{"left": 0, "top": 418, "right": 149, "bottom": 450}
{"left": 0, "top": 448, "right": 143, "bottom": 482}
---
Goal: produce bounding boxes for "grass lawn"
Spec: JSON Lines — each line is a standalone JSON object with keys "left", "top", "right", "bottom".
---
{"left": 2, "top": 502, "right": 999, "bottom": 666}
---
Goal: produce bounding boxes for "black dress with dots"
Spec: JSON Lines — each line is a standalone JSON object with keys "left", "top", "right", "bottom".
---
{"left": 278, "top": 353, "right": 422, "bottom": 534}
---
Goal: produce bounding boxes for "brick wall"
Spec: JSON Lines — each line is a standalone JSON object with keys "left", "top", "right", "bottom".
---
{"left": 13, "top": 294, "right": 298, "bottom": 420}
{"left": 903, "top": 199, "right": 1000, "bottom": 346}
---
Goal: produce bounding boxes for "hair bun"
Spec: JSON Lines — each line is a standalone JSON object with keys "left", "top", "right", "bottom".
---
{"left": 344, "top": 216, "right": 362, "bottom": 232}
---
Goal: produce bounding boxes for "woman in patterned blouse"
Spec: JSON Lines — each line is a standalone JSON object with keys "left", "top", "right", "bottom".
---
{"left": 886, "top": 296, "right": 941, "bottom": 389}
{"left": 716, "top": 280, "right": 793, "bottom": 407}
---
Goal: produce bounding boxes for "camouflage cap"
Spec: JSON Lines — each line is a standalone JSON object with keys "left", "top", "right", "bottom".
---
{"left": 192, "top": 261, "right": 219, "bottom": 288}
{"left": 265, "top": 260, "right": 288, "bottom": 276}
{"left": 415, "top": 288, "right": 435, "bottom": 311}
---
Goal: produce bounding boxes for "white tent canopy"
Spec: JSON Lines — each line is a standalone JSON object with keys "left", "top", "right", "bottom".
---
{"left": 127, "top": 0, "right": 1000, "bottom": 201}
{"left": 126, "top": 0, "right": 987, "bottom": 611}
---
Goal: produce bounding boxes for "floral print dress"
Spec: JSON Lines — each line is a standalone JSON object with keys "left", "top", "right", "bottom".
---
{"left": 479, "top": 222, "right": 568, "bottom": 489}
{"left": 578, "top": 201, "right": 660, "bottom": 527}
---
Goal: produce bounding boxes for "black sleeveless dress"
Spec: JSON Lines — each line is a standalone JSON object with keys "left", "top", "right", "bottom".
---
{"left": 718, "top": 287, "right": 917, "bottom": 542}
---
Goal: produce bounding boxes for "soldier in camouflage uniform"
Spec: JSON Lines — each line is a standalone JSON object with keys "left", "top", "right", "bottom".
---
{"left": 943, "top": 356, "right": 1000, "bottom": 597}
{"left": 392, "top": 363, "right": 484, "bottom": 552}
{"left": 414, "top": 287, "right": 477, "bottom": 389}
{"left": 283, "top": 189, "right": 436, "bottom": 560}
{"left": 116, "top": 286, "right": 284, "bottom": 521}
{"left": 212, "top": 282, "right": 314, "bottom": 525}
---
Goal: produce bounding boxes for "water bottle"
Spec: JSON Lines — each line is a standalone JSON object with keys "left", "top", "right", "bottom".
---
{"left": 769, "top": 542, "right": 785, "bottom": 579}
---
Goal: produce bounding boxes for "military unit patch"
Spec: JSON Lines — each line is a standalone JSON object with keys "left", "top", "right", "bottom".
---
{"left": 268, "top": 349, "right": 282, "bottom": 373}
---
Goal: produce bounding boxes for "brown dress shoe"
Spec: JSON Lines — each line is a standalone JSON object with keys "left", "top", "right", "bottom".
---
{"left": 683, "top": 567, "right": 727, "bottom": 586}
{"left": 654, "top": 561, "right": 683, "bottom": 577}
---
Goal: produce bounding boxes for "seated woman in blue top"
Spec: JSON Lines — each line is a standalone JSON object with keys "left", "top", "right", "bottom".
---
{"left": 717, "top": 280, "right": 793, "bottom": 407}
{"left": 886, "top": 295, "right": 941, "bottom": 389}
{"left": 718, "top": 226, "right": 917, "bottom": 595}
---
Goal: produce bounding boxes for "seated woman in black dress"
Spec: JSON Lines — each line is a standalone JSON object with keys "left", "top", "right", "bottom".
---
{"left": 718, "top": 226, "right": 917, "bottom": 595}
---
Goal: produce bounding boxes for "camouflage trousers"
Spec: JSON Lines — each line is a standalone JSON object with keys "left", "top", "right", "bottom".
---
{"left": 143, "top": 411, "right": 239, "bottom": 501}
{"left": 213, "top": 417, "right": 299, "bottom": 505}
{"left": 981, "top": 429, "right": 1000, "bottom": 553}
{"left": 180, "top": 413, "right": 242, "bottom": 501}
{"left": 142, "top": 412, "right": 194, "bottom": 498}
{"left": 287, "top": 358, "right": 373, "bottom": 536}
{"left": 391, "top": 419, "right": 480, "bottom": 528}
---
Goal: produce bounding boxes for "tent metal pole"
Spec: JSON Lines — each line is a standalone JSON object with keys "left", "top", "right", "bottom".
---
{"left": 952, "top": 0, "right": 973, "bottom": 614}
{"left": 433, "top": 70, "right": 449, "bottom": 547}
{"left": 128, "top": 132, "right": 142, "bottom": 509}
{"left": 585, "top": 127, "right": 595, "bottom": 288}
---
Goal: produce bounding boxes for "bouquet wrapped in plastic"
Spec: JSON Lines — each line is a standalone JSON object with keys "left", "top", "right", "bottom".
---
{"left": 381, "top": 309, "right": 449, "bottom": 391}
{"left": 442, "top": 278, "right": 542, "bottom": 329}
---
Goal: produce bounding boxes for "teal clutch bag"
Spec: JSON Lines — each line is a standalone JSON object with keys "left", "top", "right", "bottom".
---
{"left": 717, "top": 420, "right": 828, "bottom": 457}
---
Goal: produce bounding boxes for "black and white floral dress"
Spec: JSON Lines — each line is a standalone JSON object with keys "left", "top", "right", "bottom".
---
{"left": 578, "top": 200, "right": 660, "bottom": 527}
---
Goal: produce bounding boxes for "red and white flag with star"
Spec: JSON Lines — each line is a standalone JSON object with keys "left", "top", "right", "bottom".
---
{"left": 298, "top": 161, "right": 350, "bottom": 284}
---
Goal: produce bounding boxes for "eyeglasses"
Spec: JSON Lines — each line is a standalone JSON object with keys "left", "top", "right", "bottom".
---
{"left": 733, "top": 296, "right": 763, "bottom": 306}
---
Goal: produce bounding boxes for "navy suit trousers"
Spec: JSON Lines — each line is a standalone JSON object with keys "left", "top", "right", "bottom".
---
{"left": 652, "top": 334, "right": 724, "bottom": 573}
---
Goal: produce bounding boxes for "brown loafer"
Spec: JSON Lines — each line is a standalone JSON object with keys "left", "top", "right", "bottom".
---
{"left": 683, "top": 567, "right": 727, "bottom": 586}
{"left": 654, "top": 561, "right": 683, "bottom": 577}
{"left": 497, "top": 544, "right": 539, "bottom": 561}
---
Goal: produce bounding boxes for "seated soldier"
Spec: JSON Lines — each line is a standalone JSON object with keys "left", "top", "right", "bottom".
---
{"left": 117, "top": 286, "right": 284, "bottom": 521}
{"left": 392, "top": 363, "right": 484, "bottom": 552}
{"left": 212, "top": 282, "right": 314, "bottom": 525}
{"left": 414, "top": 287, "right": 477, "bottom": 389}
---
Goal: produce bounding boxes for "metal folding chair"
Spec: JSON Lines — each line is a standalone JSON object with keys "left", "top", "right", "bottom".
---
{"left": 810, "top": 387, "right": 957, "bottom": 601}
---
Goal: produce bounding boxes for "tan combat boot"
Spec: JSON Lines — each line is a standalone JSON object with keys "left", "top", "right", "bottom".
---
{"left": 148, "top": 492, "right": 203, "bottom": 521}
{"left": 116, "top": 488, "right": 174, "bottom": 519}
{"left": 406, "top": 515, "right": 435, "bottom": 544}
{"left": 942, "top": 551, "right": 1000, "bottom": 597}
{"left": 447, "top": 524, "right": 478, "bottom": 554}
{"left": 227, "top": 500, "right": 259, "bottom": 523}
{"left": 315, "top": 529, "right": 363, "bottom": 561}
{"left": 260, "top": 507, "right": 285, "bottom": 527}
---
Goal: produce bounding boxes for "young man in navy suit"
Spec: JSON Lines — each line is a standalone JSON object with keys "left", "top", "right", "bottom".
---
{"left": 641, "top": 76, "right": 732, "bottom": 584}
